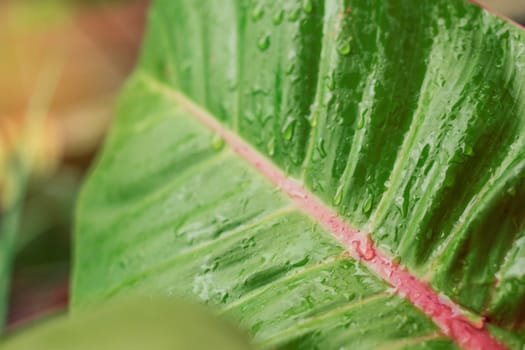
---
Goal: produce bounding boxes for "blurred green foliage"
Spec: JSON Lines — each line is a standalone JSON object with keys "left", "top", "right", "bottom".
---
{"left": 2, "top": 297, "right": 256, "bottom": 350}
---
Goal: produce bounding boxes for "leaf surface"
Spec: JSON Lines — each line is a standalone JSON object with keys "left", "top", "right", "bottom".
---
{"left": 73, "top": 0, "right": 525, "bottom": 349}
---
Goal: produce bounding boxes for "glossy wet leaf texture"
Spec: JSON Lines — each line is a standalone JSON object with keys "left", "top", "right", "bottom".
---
{"left": 74, "top": 0, "right": 525, "bottom": 349}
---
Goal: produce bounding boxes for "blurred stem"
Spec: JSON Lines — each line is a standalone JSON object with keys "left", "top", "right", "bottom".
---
{"left": 0, "top": 58, "right": 63, "bottom": 333}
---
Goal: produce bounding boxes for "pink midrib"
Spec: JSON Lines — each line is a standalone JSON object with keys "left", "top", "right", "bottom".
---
{"left": 169, "top": 87, "right": 506, "bottom": 350}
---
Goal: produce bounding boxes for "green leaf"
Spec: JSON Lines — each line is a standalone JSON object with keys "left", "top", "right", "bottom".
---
{"left": 73, "top": 0, "right": 525, "bottom": 349}
{"left": 1, "top": 297, "right": 255, "bottom": 350}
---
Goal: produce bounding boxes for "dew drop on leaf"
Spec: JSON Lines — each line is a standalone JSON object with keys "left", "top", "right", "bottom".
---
{"left": 337, "top": 41, "right": 351, "bottom": 55}
{"left": 241, "top": 237, "right": 256, "bottom": 249}
{"left": 308, "top": 113, "right": 317, "bottom": 127}
{"left": 266, "top": 137, "right": 275, "bottom": 156}
{"left": 356, "top": 115, "right": 365, "bottom": 129}
{"left": 201, "top": 256, "right": 219, "bottom": 273}
{"left": 302, "top": 0, "right": 313, "bottom": 13}
{"left": 257, "top": 34, "right": 270, "bottom": 51}
{"left": 285, "top": 62, "right": 295, "bottom": 75}
{"left": 393, "top": 256, "right": 402, "bottom": 266}
{"left": 288, "top": 7, "right": 301, "bottom": 22}
{"left": 290, "top": 151, "right": 302, "bottom": 166}
{"left": 317, "top": 139, "right": 327, "bottom": 158}
{"left": 219, "top": 291, "right": 229, "bottom": 304}
{"left": 363, "top": 192, "right": 373, "bottom": 213}
{"left": 211, "top": 133, "right": 224, "bottom": 149}
{"left": 250, "top": 321, "right": 263, "bottom": 334}
{"left": 326, "top": 74, "right": 335, "bottom": 91}
{"left": 463, "top": 143, "right": 474, "bottom": 157}
{"left": 251, "top": 5, "right": 264, "bottom": 21}
{"left": 292, "top": 255, "right": 310, "bottom": 267}
{"left": 259, "top": 113, "right": 272, "bottom": 126}
{"left": 281, "top": 117, "right": 296, "bottom": 140}
{"left": 394, "top": 195, "right": 407, "bottom": 217}
{"left": 444, "top": 172, "right": 456, "bottom": 188}
{"left": 344, "top": 320, "right": 357, "bottom": 329}
{"left": 273, "top": 9, "right": 284, "bottom": 25}
{"left": 333, "top": 185, "right": 344, "bottom": 206}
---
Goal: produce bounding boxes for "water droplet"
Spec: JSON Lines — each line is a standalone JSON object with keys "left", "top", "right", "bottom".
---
{"left": 281, "top": 117, "right": 296, "bottom": 140}
{"left": 251, "top": 321, "right": 263, "bottom": 334}
{"left": 356, "top": 115, "right": 365, "bottom": 129}
{"left": 251, "top": 5, "right": 264, "bottom": 21}
{"left": 363, "top": 192, "right": 373, "bottom": 213}
{"left": 266, "top": 137, "right": 275, "bottom": 156}
{"left": 211, "top": 133, "right": 224, "bottom": 149}
{"left": 317, "top": 139, "right": 327, "bottom": 158}
{"left": 443, "top": 169, "right": 456, "bottom": 188}
{"left": 353, "top": 237, "right": 375, "bottom": 261}
{"left": 219, "top": 291, "right": 229, "bottom": 303}
{"left": 250, "top": 86, "right": 268, "bottom": 96}
{"left": 302, "top": 0, "right": 313, "bottom": 13}
{"left": 394, "top": 195, "right": 408, "bottom": 217}
{"left": 326, "top": 74, "right": 335, "bottom": 91}
{"left": 292, "top": 255, "right": 310, "bottom": 267}
{"left": 285, "top": 62, "right": 295, "bottom": 75}
{"left": 458, "top": 17, "right": 469, "bottom": 29}
{"left": 245, "top": 112, "right": 257, "bottom": 122}
{"left": 307, "top": 113, "right": 317, "bottom": 127}
{"left": 304, "top": 295, "right": 314, "bottom": 307}
{"left": 333, "top": 185, "right": 344, "bottom": 206}
{"left": 272, "top": 9, "right": 284, "bottom": 25}
{"left": 202, "top": 258, "right": 219, "bottom": 273}
{"left": 241, "top": 237, "right": 256, "bottom": 249}
{"left": 393, "top": 256, "right": 401, "bottom": 266}
{"left": 257, "top": 35, "right": 270, "bottom": 51}
{"left": 337, "top": 41, "right": 351, "bottom": 55}
{"left": 290, "top": 152, "right": 302, "bottom": 166}
{"left": 463, "top": 144, "right": 474, "bottom": 157}
{"left": 259, "top": 113, "right": 272, "bottom": 126}
{"left": 288, "top": 7, "right": 301, "bottom": 21}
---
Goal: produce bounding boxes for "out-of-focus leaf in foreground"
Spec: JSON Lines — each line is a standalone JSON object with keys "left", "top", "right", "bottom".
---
{"left": 1, "top": 297, "right": 255, "bottom": 350}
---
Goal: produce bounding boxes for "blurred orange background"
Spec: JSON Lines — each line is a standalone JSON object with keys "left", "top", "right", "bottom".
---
{"left": 0, "top": 0, "right": 148, "bottom": 328}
